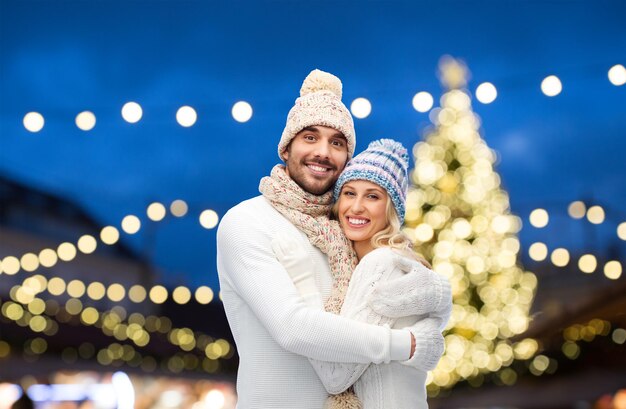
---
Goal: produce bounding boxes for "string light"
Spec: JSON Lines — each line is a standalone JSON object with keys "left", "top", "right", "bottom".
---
{"left": 550, "top": 248, "right": 570, "bottom": 267}
{"left": 231, "top": 101, "right": 253, "bottom": 123}
{"left": 23, "top": 112, "right": 45, "bottom": 132}
{"left": 121, "top": 215, "right": 141, "bottom": 234}
{"left": 121, "top": 102, "right": 143, "bottom": 123}
{"left": 75, "top": 111, "right": 96, "bottom": 131}
{"left": 350, "top": 97, "right": 372, "bottom": 119}
{"left": 568, "top": 201, "right": 586, "bottom": 219}
{"left": 100, "top": 226, "right": 120, "bottom": 245}
{"left": 77, "top": 235, "right": 98, "bottom": 254}
{"left": 578, "top": 254, "right": 597, "bottom": 273}
{"left": 412, "top": 92, "right": 434, "bottom": 113}
{"left": 475, "top": 82, "right": 497, "bottom": 104}
{"left": 529, "top": 208, "right": 549, "bottom": 228}
{"left": 176, "top": 106, "right": 197, "bottom": 127}
{"left": 608, "top": 64, "right": 626, "bottom": 86}
{"left": 147, "top": 202, "right": 166, "bottom": 221}
{"left": 586, "top": 205, "right": 605, "bottom": 224}
{"left": 200, "top": 210, "right": 219, "bottom": 229}
{"left": 618, "top": 222, "right": 626, "bottom": 240}
{"left": 57, "top": 242, "right": 77, "bottom": 261}
{"left": 604, "top": 261, "right": 622, "bottom": 280}
{"left": 170, "top": 200, "right": 189, "bottom": 217}
{"left": 528, "top": 242, "right": 548, "bottom": 261}
{"left": 541, "top": 75, "right": 562, "bottom": 96}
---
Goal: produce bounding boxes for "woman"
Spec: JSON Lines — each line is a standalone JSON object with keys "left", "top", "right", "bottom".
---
{"left": 272, "top": 139, "right": 451, "bottom": 409}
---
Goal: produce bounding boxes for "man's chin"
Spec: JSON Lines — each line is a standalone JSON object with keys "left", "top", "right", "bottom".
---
{"left": 298, "top": 178, "right": 334, "bottom": 196}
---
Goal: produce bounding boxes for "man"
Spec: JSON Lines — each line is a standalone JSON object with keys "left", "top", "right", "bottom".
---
{"left": 217, "top": 69, "right": 450, "bottom": 408}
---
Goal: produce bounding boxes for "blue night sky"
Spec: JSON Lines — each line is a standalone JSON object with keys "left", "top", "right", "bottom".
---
{"left": 1, "top": 0, "right": 625, "bottom": 288}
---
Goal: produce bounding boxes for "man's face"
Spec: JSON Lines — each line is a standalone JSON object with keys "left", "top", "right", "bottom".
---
{"left": 282, "top": 126, "right": 349, "bottom": 195}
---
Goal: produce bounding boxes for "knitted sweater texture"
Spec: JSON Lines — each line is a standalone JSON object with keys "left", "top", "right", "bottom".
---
{"left": 216, "top": 196, "right": 411, "bottom": 409}
{"left": 309, "top": 247, "right": 434, "bottom": 409}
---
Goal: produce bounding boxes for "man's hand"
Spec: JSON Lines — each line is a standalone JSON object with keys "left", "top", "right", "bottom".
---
{"left": 402, "top": 318, "right": 445, "bottom": 372}
{"left": 271, "top": 232, "right": 313, "bottom": 281}
{"left": 271, "top": 233, "right": 323, "bottom": 308}
{"left": 368, "top": 252, "right": 452, "bottom": 320}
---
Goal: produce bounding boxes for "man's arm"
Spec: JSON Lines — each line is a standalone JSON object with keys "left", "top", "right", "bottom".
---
{"left": 216, "top": 207, "right": 412, "bottom": 364}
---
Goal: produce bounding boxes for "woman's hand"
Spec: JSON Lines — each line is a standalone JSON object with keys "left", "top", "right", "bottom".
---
{"left": 367, "top": 252, "right": 452, "bottom": 324}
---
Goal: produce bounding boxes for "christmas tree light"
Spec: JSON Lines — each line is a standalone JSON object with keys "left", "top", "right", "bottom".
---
{"left": 404, "top": 56, "right": 538, "bottom": 393}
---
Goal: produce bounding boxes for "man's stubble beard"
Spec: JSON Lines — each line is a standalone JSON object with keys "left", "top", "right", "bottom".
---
{"left": 285, "top": 157, "right": 338, "bottom": 196}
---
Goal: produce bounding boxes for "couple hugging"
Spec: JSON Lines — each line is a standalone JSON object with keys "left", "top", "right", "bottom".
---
{"left": 217, "top": 69, "right": 452, "bottom": 409}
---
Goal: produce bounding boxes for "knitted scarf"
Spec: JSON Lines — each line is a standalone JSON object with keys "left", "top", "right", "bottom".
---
{"left": 260, "top": 165, "right": 362, "bottom": 408}
{"left": 259, "top": 165, "right": 358, "bottom": 314}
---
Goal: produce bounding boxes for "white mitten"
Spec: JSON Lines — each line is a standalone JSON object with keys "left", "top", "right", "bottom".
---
{"left": 368, "top": 253, "right": 451, "bottom": 323}
{"left": 271, "top": 232, "right": 323, "bottom": 309}
{"left": 401, "top": 317, "right": 445, "bottom": 372}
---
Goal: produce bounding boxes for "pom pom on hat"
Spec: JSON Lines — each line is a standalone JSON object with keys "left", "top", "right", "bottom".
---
{"left": 278, "top": 69, "right": 355, "bottom": 161}
{"left": 334, "top": 138, "right": 410, "bottom": 222}
{"left": 300, "top": 69, "right": 343, "bottom": 99}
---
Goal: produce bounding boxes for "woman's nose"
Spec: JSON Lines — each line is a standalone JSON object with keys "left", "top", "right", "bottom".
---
{"left": 351, "top": 197, "right": 364, "bottom": 212}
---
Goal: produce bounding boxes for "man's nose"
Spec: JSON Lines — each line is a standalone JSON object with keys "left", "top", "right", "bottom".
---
{"left": 313, "top": 141, "right": 330, "bottom": 158}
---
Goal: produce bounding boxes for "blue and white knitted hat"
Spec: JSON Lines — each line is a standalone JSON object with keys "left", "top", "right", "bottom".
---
{"left": 333, "top": 139, "right": 409, "bottom": 222}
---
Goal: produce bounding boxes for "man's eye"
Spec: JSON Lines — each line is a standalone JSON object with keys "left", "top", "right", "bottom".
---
{"left": 332, "top": 140, "right": 345, "bottom": 147}
{"left": 303, "top": 134, "right": 316, "bottom": 141}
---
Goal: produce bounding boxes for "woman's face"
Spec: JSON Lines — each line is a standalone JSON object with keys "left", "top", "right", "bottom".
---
{"left": 337, "top": 180, "right": 389, "bottom": 250}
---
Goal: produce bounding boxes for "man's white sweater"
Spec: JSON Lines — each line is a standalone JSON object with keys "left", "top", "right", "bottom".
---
{"left": 216, "top": 196, "right": 411, "bottom": 408}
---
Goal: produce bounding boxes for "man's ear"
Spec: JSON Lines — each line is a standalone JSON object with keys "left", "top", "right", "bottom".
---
{"left": 281, "top": 148, "right": 289, "bottom": 161}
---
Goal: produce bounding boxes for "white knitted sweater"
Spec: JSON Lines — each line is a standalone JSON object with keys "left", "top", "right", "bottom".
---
{"left": 216, "top": 196, "right": 412, "bottom": 409}
{"left": 305, "top": 247, "right": 450, "bottom": 409}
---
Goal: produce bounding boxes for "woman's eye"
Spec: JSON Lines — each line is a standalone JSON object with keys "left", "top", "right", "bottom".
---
{"left": 343, "top": 191, "right": 355, "bottom": 196}
{"left": 368, "top": 194, "right": 379, "bottom": 200}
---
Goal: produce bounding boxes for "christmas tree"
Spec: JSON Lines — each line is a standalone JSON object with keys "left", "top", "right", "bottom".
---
{"left": 404, "top": 56, "right": 538, "bottom": 393}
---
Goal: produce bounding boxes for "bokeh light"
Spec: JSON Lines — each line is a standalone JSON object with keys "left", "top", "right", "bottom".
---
{"left": 412, "top": 92, "right": 434, "bottom": 113}
{"left": 121, "top": 215, "right": 141, "bottom": 234}
{"left": 200, "top": 210, "right": 219, "bottom": 229}
{"left": 475, "top": 82, "right": 497, "bottom": 104}
{"left": 568, "top": 201, "right": 586, "bottom": 219}
{"left": 176, "top": 106, "right": 197, "bottom": 127}
{"left": 541, "top": 75, "right": 562, "bottom": 96}
{"left": 147, "top": 202, "right": 166, "bottom": 221}
{"left": 23, "top": 112, "right": 45, "bottom": 132}
{"left": 550, "top": 248, "right": 570, "bottom": 267}
{"left": 578, "top": 254, "right": 597, "bottom": 273}
{"left": 586, "top": 205, "right": 605, "bottom": 224}
{"left": 529, "top": 209, "right": 549, "bottom": 228}
{"left": 231, "top": 101, "right": 253, "bottom": 123}
{"left": 170, "top": 200, "right": 188, "bottom": 217}
{"left": 195, "top": 286, "right": 214, "bottom": 304}
{"left": 608, "top": 64, "right": 626, "bottom": 86}
{"left": 75, "top": 111, "right": 96, "bottom": 131}
{"left": 100, "top": 226, "right": 120, "bottom": 245}
{"left": 122, "top": 102, "right": 143, "bottom": 123}
{"left": 77, "top": 235, "right": 98, "bottom": 254}
{"left": 618, "top": 222, "right": 626, "bottom": 240}
{"left": 350, "top": 97, "right": 372, "bottom": 119}
{"left": 604, "top": 261, "right": 622, "bottom": 280}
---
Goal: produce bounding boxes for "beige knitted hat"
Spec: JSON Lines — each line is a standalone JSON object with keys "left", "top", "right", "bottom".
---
{"left": 278, "top": 69, "right": 356, "bottom": 160}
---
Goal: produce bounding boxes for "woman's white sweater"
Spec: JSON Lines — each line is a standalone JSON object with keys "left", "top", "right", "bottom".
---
{"left": 305, "top": 247, "right": 449, "bottom": 409}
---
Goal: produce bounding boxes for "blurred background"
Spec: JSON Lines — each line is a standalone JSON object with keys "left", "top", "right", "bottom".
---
{"left": 1, "top": 1, "right": 625, "bottom": 408}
